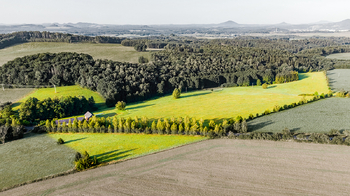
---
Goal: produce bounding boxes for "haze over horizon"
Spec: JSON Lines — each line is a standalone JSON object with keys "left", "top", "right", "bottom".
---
{"left": 1, "top": 0, "right": 350, "bottom": 25}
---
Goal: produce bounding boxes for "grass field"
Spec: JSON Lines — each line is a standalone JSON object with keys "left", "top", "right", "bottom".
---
{"left": 83, "top": 72, "right": 328, "bottom": 122}
{"left": 4, "top": 139, "right": 350, "bottom": 195}
{"left": 326, "top": 52, "right": 350, "bottom": 60}
{"left": 0, "top": 42, "right": 151, "bottom": 65}
{"left": 13, "top": 85, "right": 105, "bottom": 110}
{"left": 0, "top": 88, "right": 35, "bottom": 103}
{"left": 0, "top": 133, "right": 76, "bottom": 190}
{"left": 327, "top": 69, "right": 350, "bottom": 91}
{"left": 48, "top": 133, "right": 207, "bottom": 163}
{"left": 248, "top": 98, "right": 350, "bottom": 133}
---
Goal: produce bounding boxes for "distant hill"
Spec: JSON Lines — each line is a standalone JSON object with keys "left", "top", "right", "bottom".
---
{"left": 216, "top": 20, "right": 240, "bottom": 27}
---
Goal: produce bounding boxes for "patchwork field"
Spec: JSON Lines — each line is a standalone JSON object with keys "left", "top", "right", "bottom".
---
{"left": 0, "top": 133, "right": 76, "bottom": 190}
{"left": 3, "top": 139, "right": 350, "bottom": 195}
{"left": 13, "top": 85, "right": 106, "bottom": 110}
{"left": 326, "top": 52, "right": 350, "bottom": 60}
{"left": 0, "top": 42, "right": 151, "bottom": 66}
{"left": 327, "top": 69, "right": 350, "bottom": 91}
{"left": 248, "top": 98, "right": 350, "bottom": 133}
{"left": 0, "top": 88, "right": 35, "bottom": 103}
{"left": 48, "top": 133, "right": 207, "bottom": 163}
{"left": 0, "top": 133, "right": 205, "bottom": 191}
{"left": 81, "top": 72, "right": 328, "bottom": 122}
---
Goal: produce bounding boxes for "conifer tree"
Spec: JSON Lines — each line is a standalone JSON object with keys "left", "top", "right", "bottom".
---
{"left": 172, "top": 88, "right": 181, "bottom": 99}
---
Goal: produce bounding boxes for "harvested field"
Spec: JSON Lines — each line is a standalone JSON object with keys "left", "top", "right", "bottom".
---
{"left": 326, "top": 52, "right": 350, "bottom": 60}
{"left": 3, "top": 139, "right": 350, "bottom": 195}
{"left": 0, "top": 133, "right": 76, "bottom": 190}
{"left": 0, "top": 42, "right": 151, "bottom": 66}
{"left": 327, "top": 69, "right": 350, "bottom": 91}
{"left": 0, "top": 88, "right": 34, "bottom": 103}
{"left": 248, "top": 98, "right": 350, "bottom": 133}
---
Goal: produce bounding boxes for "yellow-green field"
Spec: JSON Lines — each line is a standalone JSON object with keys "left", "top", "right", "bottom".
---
{"left": 13, "top": 85, "right": 105, "bottom": 110}
{"left": 91, "top": 72, "right": 328, "bottom": 121}
{"left": 48, "top": 133, "right": 207, "bottom": 163}
{"left": 0, "top": 42, "right": 151, "bottom": 65}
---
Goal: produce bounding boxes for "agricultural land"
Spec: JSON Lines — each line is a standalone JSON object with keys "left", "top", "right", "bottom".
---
{"left": 327, "top": 69, "right": 350, "bottom": 91}
{"left": 248, "top": 98, "right": 350, "bottom": 133}
{"left": 0, "top": 133, "right": 205, "bottom": 191}
{"left": 59, "top": 72, "right": 328, "bottom": 122}
{"left": 326, "top": 52, "right": 350, "bottom": 60}
{"left": 3, "top": 139, "right": 350, "bottom": 195}
{"left": 0, "top": 88, "right": 35, "bottom": 103}
{"left": 0, "top": 42, "right": 151, "bottom": 66}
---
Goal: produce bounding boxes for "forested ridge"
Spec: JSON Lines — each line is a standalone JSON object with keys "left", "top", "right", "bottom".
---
{"left": 0, "top": 31, "right": 123, "bottom": 49}
{"left": 0, "top": 42, "right": 337, "bottom": 106}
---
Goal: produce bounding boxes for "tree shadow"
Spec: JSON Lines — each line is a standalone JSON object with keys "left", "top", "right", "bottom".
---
{"left": 290, "top": 127, "right": 301, "bottom": 133}
{"left": 248, "top": 120, "right": 274, "bottom": 132}
{"left": 127, "top": 104, "right": 155, "bottom": 110}
{"left": 298, "top": 74, "right": 310, "bottom": 80}
{"left": 65, "top": 137, "right": 87, "bottom": 144}
{"left": 181, "top": 92, "right": 211, "bottom": 99}
{"left": 93, "top": 148, "right": 137, "bottom": 163}
{"left": 12, "top": 102, "right": 21, "bottom": 108}
{"left": 268, "top": 85, "right": 277, "bottom": 89}
{"left": 100, "top": 113, "right": 117, "bottom": 118}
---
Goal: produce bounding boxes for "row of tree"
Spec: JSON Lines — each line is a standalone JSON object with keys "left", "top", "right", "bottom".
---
{"left": 0, "top": 119, "right": 25, "bottom": 144}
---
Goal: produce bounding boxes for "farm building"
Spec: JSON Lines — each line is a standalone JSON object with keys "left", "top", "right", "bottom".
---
{"left": 84, "top": 111, "right": 94, "bottom": 121}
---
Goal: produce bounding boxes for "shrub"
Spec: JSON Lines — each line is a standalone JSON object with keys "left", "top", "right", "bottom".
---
{"left": 248, "top": 114, "right": 254, "bottom": 120}
{"left": 264, "top": 109, "right": 270, "bottom": 115}
{"left": 273, "top": 105, "right": 280, "bottom": 112}
{"left": 329, "top": 129, "right": 340, "bottom": 136}
{"left": 57, "top": 138, "right": 64, "bottom": 144}
{"left": 256, "top": 79, "right": 261, "bottom": 86}
{"left": 172, "top": 88, "right": 181, "bottom": 99}
{"left": 115, "top": 101, "right": 126, "bottom": 110}
{"left": 262, "top": 83, "right": 268, "bottom": 89}
{"left": 138, "top": 56, "right": 149, "bottom": 63}
{"left": 74, "top": 151, "right": 98, "bottom": 171}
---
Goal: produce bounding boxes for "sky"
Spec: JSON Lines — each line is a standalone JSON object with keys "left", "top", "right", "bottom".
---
{"left": 1, "top": 0, "right": 350, "bottom": 25}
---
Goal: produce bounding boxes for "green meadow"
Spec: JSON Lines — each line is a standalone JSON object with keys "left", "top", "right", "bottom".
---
{"left": 48, "top": 133, "right": 207, "bottom": 163}
{"left": 0, "top": 42, "right": 151, "bottom": 66}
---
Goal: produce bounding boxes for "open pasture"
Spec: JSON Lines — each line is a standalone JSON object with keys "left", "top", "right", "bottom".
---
{"left": 48, "top": 133, "right": 207, "bottom": 163}
{"left": 327, "top": 69, "right": 350, "bottom": 91}
{"left": 0, "top": 133, "right": 76, "bottom": 191}
{"left": 248, "top": 98, "right": 350, "bottom": 133}
{"left": 4, "top": 139, "right": 350, "bottom": 195}
{"left": 82, "top": 72, "right": 328, "bottom": 122}
{"left": 0, "top": 88, "right": 34, "bottom": 103}
{"left": 0, "top": 42, "right": 151, "bottom": 66}
{"left": 326, "top": 52, "right": 350, "bottom": 60}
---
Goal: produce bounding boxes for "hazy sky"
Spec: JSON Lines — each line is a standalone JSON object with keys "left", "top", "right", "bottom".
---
{"left": 1, "top": 0, "right": 350, "bottom": 25}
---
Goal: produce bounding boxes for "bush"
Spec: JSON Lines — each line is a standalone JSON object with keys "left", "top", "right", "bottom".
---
{"left": 256, "top": 79, "right": 261, "bottom": 86}
{"left": 138, "top": 56, "right": 149, "bottom": 63}
{"left": 262, "top": 83, "right": 268, "bottom": 89}
{"left": 172, "top": 88, "right": 181, "bottom": 99}
{"left": 115, "top": 101, "right": 126, "bottom": 110}
{"left": 74, "top": 151, "right": 98, "bottom": 171}
{"left": 57, "top": 138, "right": 64, "bottom": 144}
{"left": 248, "top": 114, "right": 254, "bottom": 120}
{"left": 264, "top": 109, "right": 270, "bottom": 115}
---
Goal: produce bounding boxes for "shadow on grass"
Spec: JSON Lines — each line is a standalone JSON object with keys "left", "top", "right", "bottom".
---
{"left": 298, "top": 74, "right": 310, "bottom": 80}
{"left": 181, "top": 92, "right": 211, "bottom": 99}
{"left": 65, "top": 137, "right": 87, "bottom": 144}
{"left": 127, "top": 104, "right": 155, "bottom": 110}
{"left": 268, "top": 85, "right": 277, "bottom": 89}
{"left": 100, "top": 112, "right": 117, "bottom": 118}
{"left": 12, "top": 102, "right": 21, "bottom": 108}
{"left": 93, "top": 148, "right": 137, "bottom": 163}
{"left": 248, "top": 120, "right": 274, "bottom": 132}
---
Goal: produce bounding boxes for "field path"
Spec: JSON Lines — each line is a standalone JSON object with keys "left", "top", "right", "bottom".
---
{"left": 2, "top": 139, "right": 350, "bottom": 195}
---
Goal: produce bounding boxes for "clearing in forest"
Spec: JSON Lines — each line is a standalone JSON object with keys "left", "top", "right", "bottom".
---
{"left": 90, "top": 72, "right": 328, "bottom": 121}
{"left": 0, "top": 42, "right": 151, "bottom": 65}
{"left": 4, "top": 139, "right": 350, "bottom": 195}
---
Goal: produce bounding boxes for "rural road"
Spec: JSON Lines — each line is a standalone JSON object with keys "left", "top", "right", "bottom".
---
{"left": 2, "top": 139, "right": 350, "bottom": 195}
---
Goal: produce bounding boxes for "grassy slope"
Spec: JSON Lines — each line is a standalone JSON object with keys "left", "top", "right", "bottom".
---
{"left": 248, "top": 98, "right": 350, "bottom": 133}
{"left": 48, "top": 133, "right": 207, "bottom": 163}
{"left": 90, "top": 72, "right": 328, "bottom": 121}
{"left": 0, "top": 42, "right": 151, "bottom": 65}
{"left": 0, "top": 133, "right": 76, "bottom": 190}
{"left": 13, "top": 85, "right": 105, "bottom": 110}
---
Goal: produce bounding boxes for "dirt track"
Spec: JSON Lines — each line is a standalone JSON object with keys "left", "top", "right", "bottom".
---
{"left": 3, "top": 139, "right": 350, "bottom": 196}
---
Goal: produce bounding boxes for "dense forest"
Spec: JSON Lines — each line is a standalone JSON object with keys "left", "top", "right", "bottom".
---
{"left": 0, "top": 43, "right": 337, "bottom": 106}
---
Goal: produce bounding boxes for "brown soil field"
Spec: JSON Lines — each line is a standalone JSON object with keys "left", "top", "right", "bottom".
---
{"left": 2, "top": 139, "right": 350, "bottom": 195}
